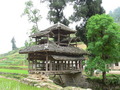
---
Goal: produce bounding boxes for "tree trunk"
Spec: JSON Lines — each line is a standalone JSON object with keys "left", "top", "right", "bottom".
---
{"left": 90, "top": 68, "right": 94, "bottom": 76}
{"left": 102, "top": 71, "right": 106, "bottom": 83}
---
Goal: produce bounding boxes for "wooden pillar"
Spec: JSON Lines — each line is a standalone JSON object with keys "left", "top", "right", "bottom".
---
{"left": 75, "top": 61, "right": 77, "bottom": 70}
{"left": 72, "top": 61, "right": 73, "bottom": 70}
{"left": 32, "top": 60, "right": 34, "bottom": 70}
{"left": 50, "top": 60, "right": 52, "bottom": 71}
{"left": 28, "top": 54, "right": 30, "bottom": 71}
{"left": 35, "top": 38, "right": 37, "bottom": 45}
{"left": 68, "top": 61, "right": 70, "bottom": 70}
{"left": 61, "top": 61, "right": 63, "bottom": 70}
{"left": 76, "top": 41, "right": 77, "bottom": 47}
{"left": 79, "top": 60, "right": 83, "bottom": 70}
{"left": 79, "top": 61, "right": 81, "bottom": 70}
{"left": 46, "top": 54, "right": 48, "bottom": 71}
{"left": 57, "top": 61, "right": 59, "bottom": 70}
{"left": 58, "top": 29, "right": 60, "bottom": 45}
{"left": 35, "top": 60, "right": 37, "bottom": 71}
{"left": 53, "top": 61, "right": 55, "bottom": 70}
{"left": 64, "top": 61, "right": 66, "bottom": 70}
{"left": 47, "top": 34, "right": 49, "bottom": 44}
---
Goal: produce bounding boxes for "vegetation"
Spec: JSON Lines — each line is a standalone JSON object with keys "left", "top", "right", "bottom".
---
{"left": 87, "top": 74, "right": 120, "bottom": 85}
{"left": 22, "top": 0, "right": 41, "bottom": 33}
{"left": 22, "top": 0, "right": 41, "bottom": 46}
{"left": 0, "top": 1, "right": 120, "bottom": 89}
{"left": 69, "top": 0, "right": 105, "bottom": 45}
{"left": 0, "top": 69, "right": 28, "bottom": 74}
{"left": 86, "top": 14, "right": 120, "bottom": 82}
{"left": 0, "top": 78, "right": 48, "bottom": 90}
{"left": 43, "top": 0, "right": 69, "bottom": 26}
{"left": 0, "top": 74, "right": 28, "bottom": 80}
{"left": 11, "top": 37, "right": 17, "bottom": 50}
{"left": 0, "top": 48, "right": 27, "bottom": 66}
{"left": 109, "top": 7, "right": 120, "bottom": 24}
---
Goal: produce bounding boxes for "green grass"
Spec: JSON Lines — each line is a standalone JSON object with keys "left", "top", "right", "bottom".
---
{"left": 13, "top": 66, "right": 28, "bottom": 68}
{"left": 0, "top": 65, "right": 28, "bottom": 70}
{"left": 0, "top": 69, "right": 28, "bottom": 74}
{"left": 0, "top": 78, "right": 48, "bottom": 90}
{"left": 87, "top": 74, "right": 120, "bottom": 85}
{"left": 0, "top": 48, "right": 27, "bottom": 66}
{"left": 0, "top": 74, "right": 28, "bottom": 80}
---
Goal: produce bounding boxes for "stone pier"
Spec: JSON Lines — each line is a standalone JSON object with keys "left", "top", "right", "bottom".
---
{"left": 60, "top": 73, "right": 89, "bottom": 88}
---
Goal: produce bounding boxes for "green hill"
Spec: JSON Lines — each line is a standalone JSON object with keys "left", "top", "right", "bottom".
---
{"left": 0, "top": 48, "right": 27, "bottom": 67}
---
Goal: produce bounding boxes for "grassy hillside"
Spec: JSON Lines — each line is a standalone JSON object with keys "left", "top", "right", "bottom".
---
{"left": 0, "top": 78, "right": 49, "bottom": 90}
{"left": 0, "top": 48, "right": 27, "bottom": 67}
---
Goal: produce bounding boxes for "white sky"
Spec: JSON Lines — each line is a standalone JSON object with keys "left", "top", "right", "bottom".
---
{"left": 0, "top": 0, "right": 120, "bottom": 54}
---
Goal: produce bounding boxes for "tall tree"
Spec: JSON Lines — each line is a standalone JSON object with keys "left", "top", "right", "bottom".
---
{"left": 86, "top": 14, "right": 120, "bottom": 82}
{"left": 42, "top": 0, "right": 69, "bottom": 26}
{"left": 22, "top": 0, "right": 41, "bottom": 46}
{"left": 22, "top": 0, "right": 41, "bottom": 35}
{"left": 70, "top": 0, "right": 105, "bottom": 45}
{"left": 11, "top": 37, "right": 17, "bottom": 50}
{"left": 109, "top": 7, "right": 120, "bottom": 24}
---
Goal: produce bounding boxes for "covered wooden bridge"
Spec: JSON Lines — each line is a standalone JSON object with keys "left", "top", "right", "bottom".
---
{"left": 19, "top": 23, "right": 87, "bottom": 75}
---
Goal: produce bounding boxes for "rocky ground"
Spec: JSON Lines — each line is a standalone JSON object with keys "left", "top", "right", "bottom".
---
{"left": 21, "top": 74, "right": 92, "bottom": 90}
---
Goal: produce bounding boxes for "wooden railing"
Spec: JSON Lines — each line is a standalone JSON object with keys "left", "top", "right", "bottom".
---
{"left": 28, "top": 60, "right": 82, "bottom": 74}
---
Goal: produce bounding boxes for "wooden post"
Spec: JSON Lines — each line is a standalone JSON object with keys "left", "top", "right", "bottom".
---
{"left": 53, "top": 61, "right": 55, "bottom": 70}
{"left": 35, "top": 60, "right": 37, "bottom": 71}
{"left": 47, "top": 34, "right": 49, "bottom": 44}
{"left": 46, "top": 54, "right": 48, "bottom": 71}
{"left": 32, "top": 61, "right": 33, "bottom": 72}
{"left": 72, "top": 61, "right": 73, "bottom": 70}
{"left": 57, "top": 61, "right": 59, "bottom": 70}
{"left": 79, "top": 61, "right": 81, "bottom": 70}
{"left": 75, "top": 61, "right": 77, "bottom": 70}
{"left": 68, "top": 61, "right": 70, "bottom": 70}
{"left": 50, "top": 60, "right": 52, "bottom": 71}
{"left": 58, "top": 29, "right": 60, "bottom": 45}
{"left": 35, "top": 38, "right": 37, "bottom": 45}
{"left": 76, "top": 41, "right": 77, "bottom": 47}
{"left": 28, "top": 54, "right": 30, "bottom": 72}
{"left": 65, "top": 61, "right": 66, "bottom": 70}
{"left": 61, "top": 61, "right": 63, "bottom": 70}
{"left": 80, "top": 60, "right": 83, "bottom": 71}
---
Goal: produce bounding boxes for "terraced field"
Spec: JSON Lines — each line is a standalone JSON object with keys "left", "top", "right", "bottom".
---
{"left": 0, "top": 77, "right": 49, "bottom": 90}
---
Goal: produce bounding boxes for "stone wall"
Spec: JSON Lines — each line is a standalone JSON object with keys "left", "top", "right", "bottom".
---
{"left": 21, "top": 74, "right": 91, "bottom": 90}
{"left": 60, "top": 73, "right": 89, "bottom": 88}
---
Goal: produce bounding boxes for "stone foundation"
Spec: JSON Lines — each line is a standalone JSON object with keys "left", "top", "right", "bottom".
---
{"left": 21, "top": 74, "right": 91, "bottom": 90}
{"left": 60, "top": 73, "right": 89, "bottom": 88}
